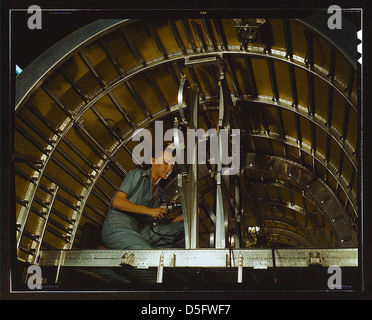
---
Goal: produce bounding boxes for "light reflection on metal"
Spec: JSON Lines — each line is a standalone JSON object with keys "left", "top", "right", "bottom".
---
{"left": 244, "top": 153, "right": 357, "bottom": 247}
{"left": 176, "top": 80, "right": 200, "bottom": 248}
{"left": 38, "top": 248, "right": 358, "bottom": 268}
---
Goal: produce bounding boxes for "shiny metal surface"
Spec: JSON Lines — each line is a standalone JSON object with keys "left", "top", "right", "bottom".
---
{"left": 38, "top": 248, "right": 358, "bottom": 268}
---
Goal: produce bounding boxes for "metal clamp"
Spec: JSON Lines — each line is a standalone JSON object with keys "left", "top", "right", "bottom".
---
{"left": 177, "top": 76, "right": 191, "bottom": 126}
{"left": 309, "top": 251, "right": 322, "bottom": 265}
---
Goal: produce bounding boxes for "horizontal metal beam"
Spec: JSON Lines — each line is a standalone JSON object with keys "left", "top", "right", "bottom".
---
{"left": 38, "top": 248, "right": 358, "bottom": 268}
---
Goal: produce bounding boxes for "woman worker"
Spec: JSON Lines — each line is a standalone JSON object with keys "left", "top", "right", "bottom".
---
{"left": 101, "top": 145, "right": 184, "bottom": 249}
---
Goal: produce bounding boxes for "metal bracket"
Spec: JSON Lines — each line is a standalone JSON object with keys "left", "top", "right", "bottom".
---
{"left": 309, "top": 251, "right": 322, "bottom": 265}
{"left": 54, "top": 250, "right": 66, "bottom": 284}
{"left": 121, "top": 252, "right": 135, "bottom": 266}
{"left": 157, "top": 254, "right": 164, "bottom": 283}
{"left": 184, "top": 55, "right": 219, "bottom": 67}
{"left": 237, "top": 254, "right": 243, "bottom": 283}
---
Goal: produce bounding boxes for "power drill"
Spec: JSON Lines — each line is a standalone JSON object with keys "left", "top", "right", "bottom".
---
{"left": 151, "top": 201, "right": 182, "bottom": 226}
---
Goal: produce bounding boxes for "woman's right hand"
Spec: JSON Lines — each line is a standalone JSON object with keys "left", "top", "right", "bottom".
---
{"left": 148, "top": 207, "right": 168, "bottom": 219}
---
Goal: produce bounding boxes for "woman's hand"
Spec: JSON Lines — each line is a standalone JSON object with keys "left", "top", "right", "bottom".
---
{"left": 171, "top": 214, "right": 184, "bottom": 223}
{"left": 148, "top": 207, "right": 168, "bottom": 219}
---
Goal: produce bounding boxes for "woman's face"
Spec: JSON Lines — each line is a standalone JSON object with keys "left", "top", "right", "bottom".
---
{"left": 152, "top": 150, "right": 175, "bottom": 180}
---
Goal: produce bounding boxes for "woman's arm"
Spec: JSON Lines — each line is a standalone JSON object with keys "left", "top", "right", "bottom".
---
{"left": 112, "top": 191, "right": 167, "bottom": 219}
{"left": 170, "top": 214, "right": 184, "bottom": 223}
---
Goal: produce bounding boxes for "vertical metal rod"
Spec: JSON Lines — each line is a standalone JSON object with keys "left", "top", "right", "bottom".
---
{"left": 294, "top": 113, "right": 302, "bottom": 145}
{"left": 167, "top": 19, "right": 187, "bottom": 55}
{"left": 50, "top": 156, "right": 89, "bottom": 188}
{"left": 54, "top": 148, "right": 92, "bottom": 180}
{"left": 348, "top": 166, "right": 356, "bottom": 191}
{"left": 345, "top": 67, "right": 355, "bottom": 95}
{"left": 237, "top": 254, "right": 243, "bottom": 283}
{"left": 267, "top": 59, "right": 279, "bottom": 102}
{"left": 341, "top": 102, "right": 351, "bottom": 141}
{"left": 257, "top": 105, "right": 270, "bottom": 135}
{"left": 324, "top": 161, "right": 330, "bottom": 184}
{"left": 107, "top": 91, "right": 135, "bottom": 129}
{"left": 26, "top": 102, "right": 61, "bottom": 136}
{"left": 201, "top": 19, "right": 215, "bottom": 50}
{"left": 125, "top": 81, "right": 151, "bottom": 118}
{"left": 157, "top": 254, "right": 164, "bottom": 283}
{"left": 62, "top": 137, "right": 97, "bottom": 171}
{"left": 328, "top": 47, "right": 336, "bottom": 80}
{"left": 276, "top": 107, "right": 285, "bottom": 138}
{"left": 90, "top": 105, "right": 121, "bottom": 141}
{"left": 304, "top": 30, "right": 314, "bottom": 69}
{"left": 14, "top": 166, "right": 37, "bottom": 183}
{"left": 208, "top": 64, "right": 221, "bottom": 94}
{"left": 52, "top": 207, "right": 75, "bottom": 225}
{"left": 307, "top": 73, "right": 315, "bottom": 116}
{"left": 167, "top": 64, "right": 181, "bottom": 88}
{"left": 18, "top": 113, "right": 54, "bottom": 145}
{"left": 325, "top": 133, "right": 331, "bottom": 164}
{"left": 43, "top": 172, "right": 83, "bottom": 202}
{"left": 225, "top": 57, "right": 241, "bottom": 96}
{"left": 190, "top": 84, "right": 200, "bottom": 249}
{"left": 145, "top": 20, "right": 168, "bottom": 58}
{"left": 34, "top": 185, "right": 60, "bottom": 263}
{"left": 100, "top": 170, "right": 119, "bottom": 191}
{"left": 119, "top": 27, "right": 146, "bottom": 66}
{"left": 144, "top": 73, "right": 169, "bottom": 110}
{"left": 288, "top": 64, "right": 298, "bottom": 107}
{"left": 213, "top": 19, "right": 228, "bottom": 50}
{"left": 215, "top": 82, "right": 229, "bottom": 249}
{"left": 282, "top": 19, "right": 293, "bottom": 60}
{"left": 338, "top": 151, "right": 345, "bottom": 177}
{"left": 41, "top": 84, "right": 74, "bottom": 118}
{"left": 310, "top": 122, "right": 317, "bottom": 174}
{"left": 326, "top": 86, "right": 334, "bottom": 127}
{"left": 72, "top": 126, "right": 104, "bottom": 162}
{"left": 91, "top": 183, "right": 112, "bottom": 203}
{"left": 59, "top": 68, "right": 88, "bottom": 102}
{"left": 99, "top": 38, "right": 125, "bottom": 77}
{"left": 191, "top": 20, "right": 207, "bottom": 52}
{"left": 178, "top": 174, "right": 191, "bottom": 248}
{"left": 55, "top": 249, "right": 66, "bottom": 284}
{"left": 289, "top": 189, "right": 295, "bottom": 207}
{"left": 84, "top": 205, "right": 106, "bottom": 225}
{"left": 15, "top": 123, "right": 50, "bottom": 155}
{"left": 266, "top": 138, "right": 274, "bottom": 156}
{"left": 78, "top": 50, "right": 106, "bottom": 89}
{"left": 187, "top": 66, "right": 206, "bottom": 101}
{"left": 244, "top": 56, "right": 258, "bottom": 98}
{"left": 180, "top": 19, "right": 197, "bottom": 53}
{"left": 234, "top": 179, "right": 242, "bottom": 248}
